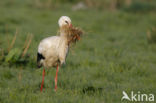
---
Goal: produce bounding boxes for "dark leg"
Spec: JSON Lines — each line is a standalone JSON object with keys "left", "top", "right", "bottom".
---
{"left": 40, "top": 68, "right": 45, "bottom": 92}
{"left": 55, "top": 64, "right": 59, "bottom": 91}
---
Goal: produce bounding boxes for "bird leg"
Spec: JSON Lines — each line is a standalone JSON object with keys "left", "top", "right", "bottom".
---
{"left": 55, "top": 64, "right": 59, "bottom": 91}
{"left": 40, "top": 68, "right": 45, "bottom": 92}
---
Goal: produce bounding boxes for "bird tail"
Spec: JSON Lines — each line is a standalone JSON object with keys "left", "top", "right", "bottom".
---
{"left": 37, "top": 52, "right": 45, "bottom": 68}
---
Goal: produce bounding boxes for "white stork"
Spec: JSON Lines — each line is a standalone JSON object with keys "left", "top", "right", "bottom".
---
{"left": 37, "top": 16, "right": 73, "bottom": 92}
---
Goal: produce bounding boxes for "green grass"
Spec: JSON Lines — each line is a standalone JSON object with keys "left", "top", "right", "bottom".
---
{"left": 0, "top": 0, "right": 156, "bottom": 103}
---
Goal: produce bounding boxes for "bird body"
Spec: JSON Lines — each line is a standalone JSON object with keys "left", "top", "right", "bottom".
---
{"left": 37, "top": 35, "right": 68, "bottom": 68}
{"left": 37, "top": 16, "right": 72, "bottom": 69}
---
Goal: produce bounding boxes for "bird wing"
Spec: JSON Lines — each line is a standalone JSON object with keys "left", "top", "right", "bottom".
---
{"left": 38, "top": 36, "right": 60, "bottom": 54}
{"left": 38, "top": 35, "right": 69, "bottom": 66}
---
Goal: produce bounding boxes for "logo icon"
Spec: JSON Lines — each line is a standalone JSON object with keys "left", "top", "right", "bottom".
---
{"left": 121, "top": 91, "right": 154, "bottom": 102}
{"left": 121, "top": 91, "right": 131, "bottom": 101}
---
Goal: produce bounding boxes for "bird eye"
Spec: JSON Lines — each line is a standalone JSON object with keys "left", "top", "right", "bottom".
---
{"left": 65, "top": 21, "right": 68, "bottom": 24}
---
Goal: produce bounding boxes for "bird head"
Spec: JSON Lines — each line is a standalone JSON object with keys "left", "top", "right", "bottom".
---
{"left": 58, "top": 16, "right": 72, "bottom": 28}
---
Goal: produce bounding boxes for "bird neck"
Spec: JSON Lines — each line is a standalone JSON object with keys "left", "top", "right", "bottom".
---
{"left": 60, "top": 32, "right": 68, "bottom": 43}
{"left": 60, "top": 31, "right": 67, "bottom": 37}
{"left": 59, "top": 26, "right": 71, "bottom": 45}
{"left": 59, "top": 26, "right": 69, "bottom": 39}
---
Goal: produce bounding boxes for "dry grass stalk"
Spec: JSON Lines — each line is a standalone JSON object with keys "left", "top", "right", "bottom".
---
{"left": 23, "top": 34, "right": 30, "bottom": 50}
{"left": 125, "top": 0, "right": 132, "bottom": 6}
{"left": 45, "top": 0, "right": 52, "bottom": 9}
{"left": 0, "top": 48, "right": 4, "bottom": 58}
{"left": 147, "top": 27, "right": 156, "bottom": 43}
{"left": 35, "top": 0, "right": 42, "bottom": 8}
{"left": 110, "top": 0, "right": 117, "bottom": 11}
{"left": 35, "top": 0, "right": 53, "bottom": 9}
{"left": 8, "top": 28, "right": 18, "bottom": 52}
{"left": 19, "top": 34, "right": 33, "bottom": 81}
{"left": 22, "top": 34, "right": 33, "bottom": 57}
{"left": 5, "top": 24, "right": 10, "bottom": 51}
{"left": 147, "top": 30, "right": 152, "bottom": 41}
{"left": 85, "top": 0, "right": 93, "bottom": 7}
{"left": 18, "top": 67, "right": 22, "bottom": 82}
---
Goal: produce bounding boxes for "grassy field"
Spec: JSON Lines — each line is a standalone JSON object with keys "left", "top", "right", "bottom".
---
{"left": 0, "top": 0, "right": 156, "bottom": 103}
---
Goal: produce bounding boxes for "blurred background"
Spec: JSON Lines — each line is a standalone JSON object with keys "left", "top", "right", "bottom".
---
{"left": 0, "top": 0, "right": 156, "bottom": 103}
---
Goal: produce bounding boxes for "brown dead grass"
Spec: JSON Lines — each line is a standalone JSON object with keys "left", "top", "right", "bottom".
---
{"left": 59, "top": 25, "right": 83, "bottom": 46}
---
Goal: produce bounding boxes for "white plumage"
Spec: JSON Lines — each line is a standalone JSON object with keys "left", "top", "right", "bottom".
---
{"left": 37, "top": 16, "right": 72, "bottom": 68}
{"left": 38, "top": 36, "right": 68, "bottom": 68}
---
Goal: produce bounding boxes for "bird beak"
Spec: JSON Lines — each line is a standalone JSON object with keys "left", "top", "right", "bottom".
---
{"left": 69, "top": 23, "right": 72, "bottom": 28}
